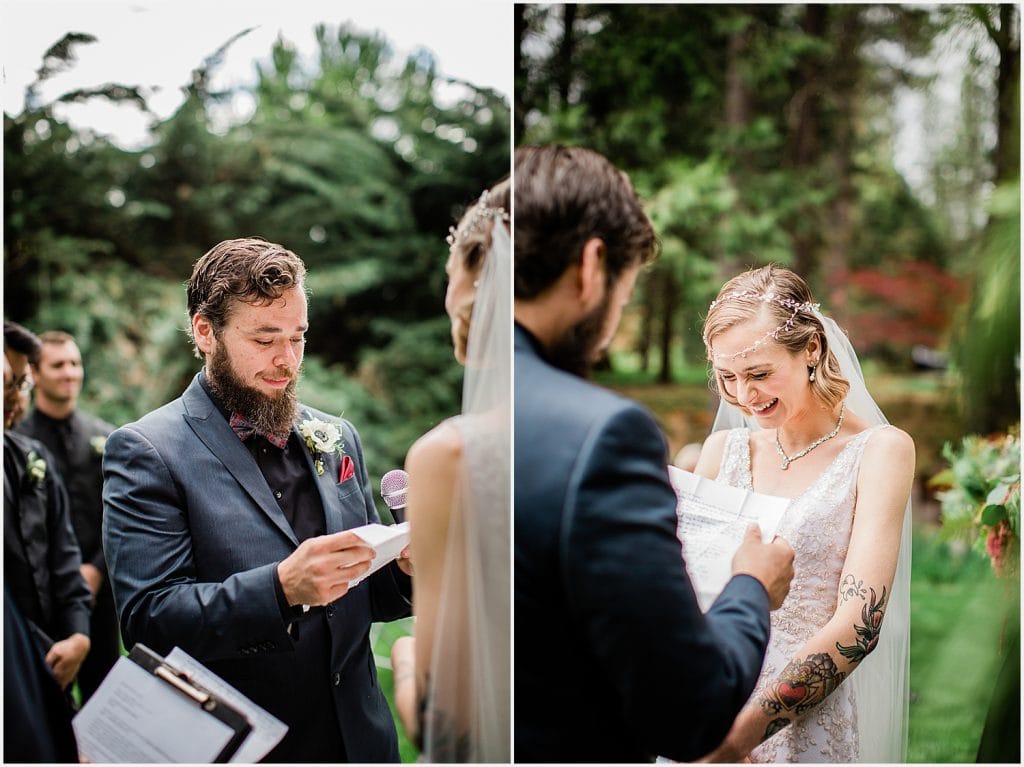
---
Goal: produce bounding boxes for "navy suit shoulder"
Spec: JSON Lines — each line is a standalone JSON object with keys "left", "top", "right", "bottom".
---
{"left": 514, "top": 325, "right": 771, "bottom": 762}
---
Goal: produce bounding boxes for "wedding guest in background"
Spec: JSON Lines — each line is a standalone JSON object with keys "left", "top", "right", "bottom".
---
{"left": 102, "top": 238, "right": 412, "bottom": 762}
{"left": 17, "top": 331, "right": 120, "bottom": 702}
{"left": 695, "top": 265, "right": 913, "bottom": 762}
{"left": 4, "top": 320, "right": 92, "bottom": 697}
{"left": 512, "top": 145, "right": 794, "bottom": 763}
{"left": 392, "top": 178, "right": 511, "bottom": 761}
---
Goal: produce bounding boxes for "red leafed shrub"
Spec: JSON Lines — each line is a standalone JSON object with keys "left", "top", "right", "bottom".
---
{"left": 833, "top": 262, "right": 969, "bottom": 365}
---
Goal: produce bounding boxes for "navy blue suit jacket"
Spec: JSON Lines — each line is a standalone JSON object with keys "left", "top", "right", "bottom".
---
{"left": 102, "top": 374, "right": 411, "bottom": 762}
{"left": 514, "top": 325, "right": 771, "bottom": 763}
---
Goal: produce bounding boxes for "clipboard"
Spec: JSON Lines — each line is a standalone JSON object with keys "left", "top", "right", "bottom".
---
{"left": 127, "top": 645, "right": 252, "bottom": 762}
{"left": 73, "top": 643, "right": 255, "bottom": 763}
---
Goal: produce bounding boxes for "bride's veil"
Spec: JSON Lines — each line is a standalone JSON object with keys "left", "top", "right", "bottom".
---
{"left": 711, "top": 311, "right": 911, "bottom": 762}
{"left": 423, "top": 218, "right": 511, "bottom": 761}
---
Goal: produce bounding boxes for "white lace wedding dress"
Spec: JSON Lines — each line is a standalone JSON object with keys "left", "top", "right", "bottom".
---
{"left": 716, "top": 424, "right": 889, "bottom": 763}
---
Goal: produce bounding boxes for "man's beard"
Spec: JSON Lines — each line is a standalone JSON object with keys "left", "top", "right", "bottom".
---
{"left": 543, "top": 294, "right": 610, "bottom": 378}
{"left": 207, "top": 342, "right": 299, "bottom": 436}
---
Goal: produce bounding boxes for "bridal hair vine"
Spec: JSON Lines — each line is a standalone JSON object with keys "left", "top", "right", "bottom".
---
{"left": 446, "top": 189, "right": 510, "bottom": 247}
{"left": 705, "top": 290, "right": 820, "bottom": 361}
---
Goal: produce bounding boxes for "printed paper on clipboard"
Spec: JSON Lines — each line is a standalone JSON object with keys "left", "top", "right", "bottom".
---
{"left": 72, "top": 644, "right": 286, "bottom": 763}
{"left": 669, "top": 465, "right": 789, "bottom": 611}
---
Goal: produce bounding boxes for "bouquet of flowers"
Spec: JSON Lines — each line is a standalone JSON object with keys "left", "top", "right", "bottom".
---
{"left": 931, "top": 426, "right": 1020, "bottom": 577}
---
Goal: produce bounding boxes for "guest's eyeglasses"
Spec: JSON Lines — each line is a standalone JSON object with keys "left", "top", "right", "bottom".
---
{"left": 4, "top": 374, "right": 33, "bottom": 395}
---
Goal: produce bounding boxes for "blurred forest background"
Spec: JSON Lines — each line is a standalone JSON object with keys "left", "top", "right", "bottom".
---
{"left": 5, "top": 22, "right": 510, "bottom": 476}
{"left": 517, "top": 4, "right": 1019, "bottom": 762}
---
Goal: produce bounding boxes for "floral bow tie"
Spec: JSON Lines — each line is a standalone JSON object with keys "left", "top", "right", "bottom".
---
{"left": 230, "top": 412, "right": 289, "bottom": 449}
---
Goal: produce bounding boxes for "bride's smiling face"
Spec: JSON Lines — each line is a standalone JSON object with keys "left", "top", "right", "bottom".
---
{"left": 710, "top": 316, "right": 819, "bottom": 425}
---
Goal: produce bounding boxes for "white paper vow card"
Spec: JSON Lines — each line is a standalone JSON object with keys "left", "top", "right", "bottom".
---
{"left": 348, "top": 521, "right": 410, "bottom": 586}
{"left": 669, "top": 466, "right": 789, "bottom": 611}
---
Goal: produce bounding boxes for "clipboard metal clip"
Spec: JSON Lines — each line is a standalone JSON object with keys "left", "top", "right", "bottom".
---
{"left": 154, "top": 665, "right": 213, "bottom": 707}
{"left": 127, "top": 644, "right": 253, "bottom": 761}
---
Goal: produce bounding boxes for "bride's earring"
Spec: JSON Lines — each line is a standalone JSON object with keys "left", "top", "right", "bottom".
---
{"left": 808, "top": 360, "right": 818, "bottom": 382}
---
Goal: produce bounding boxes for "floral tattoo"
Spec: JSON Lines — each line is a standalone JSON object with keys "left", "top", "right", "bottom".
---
{"left": 836, "top": 585, "right": 887, "bottom": 663}
{"left": 760, "top": 652, "right": 847, "bottom": 717}
{"left": 839, "top": 574, "right": 867, "bottom": 603}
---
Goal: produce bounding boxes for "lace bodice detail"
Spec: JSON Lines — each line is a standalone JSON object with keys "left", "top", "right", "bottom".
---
{"left": 716, "top": 425, "right": 888, "bottom": 762}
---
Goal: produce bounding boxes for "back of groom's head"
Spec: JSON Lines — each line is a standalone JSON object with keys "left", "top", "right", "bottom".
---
{"left": 514, "top": 144, "right": 658, "bottom": 300}
{"left": 186, "top": 237, "right": 306, "bottom": 359}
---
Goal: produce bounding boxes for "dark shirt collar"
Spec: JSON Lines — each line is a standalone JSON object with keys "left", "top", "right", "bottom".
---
{"left": 27, "top": 408, "right": 74, "bottom": 427}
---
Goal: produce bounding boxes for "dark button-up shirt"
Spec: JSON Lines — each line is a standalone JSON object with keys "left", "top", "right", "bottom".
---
{"left": 198, "top": 372, "right": 326, "bottom": 623}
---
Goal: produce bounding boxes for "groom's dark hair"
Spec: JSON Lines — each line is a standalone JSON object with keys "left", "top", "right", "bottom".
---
{"left": 186, "top": 237, "right": 307, "bottom": 359}
{"left": 514, "top": 144, "right": 658, "bottom": 299}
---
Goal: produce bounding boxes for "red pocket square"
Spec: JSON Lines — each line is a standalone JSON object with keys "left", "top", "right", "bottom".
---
{"left": 338, "top": 455, "right": 355, "bottom": 483}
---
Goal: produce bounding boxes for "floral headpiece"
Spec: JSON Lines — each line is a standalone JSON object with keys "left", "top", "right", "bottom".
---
{"left": 704, "top": 289, "right": 820, "bottom": 361}
{"left": 446, "top": 189, "right": 510, "bottom": 248}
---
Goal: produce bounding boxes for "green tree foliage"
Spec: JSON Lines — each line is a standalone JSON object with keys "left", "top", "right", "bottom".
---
{"left": 5, "top": 23, "right": 509, "bottom": 473}
{"left": 517, "top": 4, "right": 1001, "bottom": 383}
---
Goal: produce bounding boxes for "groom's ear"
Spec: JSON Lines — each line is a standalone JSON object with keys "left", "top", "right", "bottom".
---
{"left": 193, "top": 314, "right": 215, "bottom": 357}
{"left": 577, "top": 237, "right": 607, "bottom": 310}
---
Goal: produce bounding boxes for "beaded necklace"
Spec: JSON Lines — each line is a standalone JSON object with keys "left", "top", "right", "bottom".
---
{"left": 774, "top": 401, "right": 846, "bottom": 470}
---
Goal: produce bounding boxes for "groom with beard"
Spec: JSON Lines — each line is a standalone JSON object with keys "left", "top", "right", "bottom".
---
{"left": 514, "top": 145, "right": 795, "bottom": 763}
{"left": 102, "top": 237, "right": 412, "bottom": 762}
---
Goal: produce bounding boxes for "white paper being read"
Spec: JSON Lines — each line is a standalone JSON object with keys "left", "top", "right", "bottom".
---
{"left": 348, "top": 521, "right": 410, "bottom": 586}
{"left": 669, "top": 465, "right": 790, "bottom": 611}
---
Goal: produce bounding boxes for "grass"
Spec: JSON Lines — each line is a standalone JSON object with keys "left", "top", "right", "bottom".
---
{"left": 908, "top": 529, "right": 1018, "bottom": 763}
{"left": 372, "top": 617, "right": 419, "bottom": 762}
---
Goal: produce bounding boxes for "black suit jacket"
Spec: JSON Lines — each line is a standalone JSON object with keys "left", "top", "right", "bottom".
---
{"left": 102, "top": 374, "right": 412, "bottom": 762}
{"left": 17, "top": 408, "right": 114, "bottom": 575}
{"left": 514, "top": 324, "right": 771, "bottom": 763}
{"left": 3, "top": 431, "right": 91, "bottom": 644}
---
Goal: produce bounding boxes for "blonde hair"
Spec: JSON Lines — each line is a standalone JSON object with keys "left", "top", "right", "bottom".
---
{"left": 703, "top": 265, "right": 849, "bottom": 413}
{"left": 449, "top": 179, "right": 509, "bottom": 363}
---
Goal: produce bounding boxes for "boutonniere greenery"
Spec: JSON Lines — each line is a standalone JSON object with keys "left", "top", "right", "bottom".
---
{"left": 90, "top": 435, "right": 107, "bottom": 456}
{"left": 26, "top": 450, "right": 47, "bottom": 486}
{"left": 298, "top": 417, "right": 345, "bottom": 476}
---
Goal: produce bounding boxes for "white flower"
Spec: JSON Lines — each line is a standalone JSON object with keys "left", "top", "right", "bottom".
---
{"left": 26, "top": 450, "right": 47, "bottom": 485}
{"left": 90, "top": 435, "right": 107, "bottom": 455}
{"left": 299, "top": 419, "right": 342, "bottom": 453}
{"left": 298, "top": 417, "right": 345, "bottom": 476}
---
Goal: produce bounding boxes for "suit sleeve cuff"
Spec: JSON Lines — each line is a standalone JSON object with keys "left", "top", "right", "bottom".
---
{"left": 272, "top": 566, "right": 307, "bottom": 625}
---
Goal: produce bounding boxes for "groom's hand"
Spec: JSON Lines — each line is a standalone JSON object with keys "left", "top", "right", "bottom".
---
{"left": 731, "top": 524, "right": 794, "bottom": 610}
{"left": 277, "top": 530, "right": 376, "bottom": 607}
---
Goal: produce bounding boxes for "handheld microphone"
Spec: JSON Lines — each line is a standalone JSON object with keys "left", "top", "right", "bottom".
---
{"left": 380, "top": 469, "right": 408, "bottom": 524}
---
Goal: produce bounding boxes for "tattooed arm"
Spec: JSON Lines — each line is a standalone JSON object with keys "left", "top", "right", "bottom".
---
{"left": 700, "top": 427, "right": 914, "bottom": 762}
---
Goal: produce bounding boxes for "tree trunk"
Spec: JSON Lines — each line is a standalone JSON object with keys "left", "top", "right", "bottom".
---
{"left": 822, "top": 7, "right": 862, "bottom": 316}
{"left": 785, "top": 4, "right": 827, "bottom": 281}
{"left": 637, "top": 273, "right": 655, "bottom": 373}
{"left": 514, "top": 3, "right": 527, "bottom": 140}
{"left": 994, "top": 4, "right": 1020, "bottom": 182}
{"left": 658, "top": 272, "right": 677, "bottom": 384}
{"left": 555, "top": 4, "right": 577, "bottom": 106}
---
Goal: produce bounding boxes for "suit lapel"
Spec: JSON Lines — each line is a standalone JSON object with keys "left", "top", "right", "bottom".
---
{"left": 300, "top": 408, "right": 344, "bottom": 535}
{"left": 181, "top": 376, "right": 299, "bottom": 548}
{"left": 297, "top": 409, "right": 367, "bottom": 534}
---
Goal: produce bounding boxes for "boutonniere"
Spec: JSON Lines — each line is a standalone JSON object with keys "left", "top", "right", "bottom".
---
{"left": 298, "top": 417, "right": 345, "bottom": 476}
{"left": 90, "top": 435, "right": 107, "bottom": 456}
{"left": 26, "top": 450, "right": 47, "bottom": 486}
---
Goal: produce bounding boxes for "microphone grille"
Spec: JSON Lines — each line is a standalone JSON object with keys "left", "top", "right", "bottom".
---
{"left": 380, "top": 469, "right": 408, "bottom": 510}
